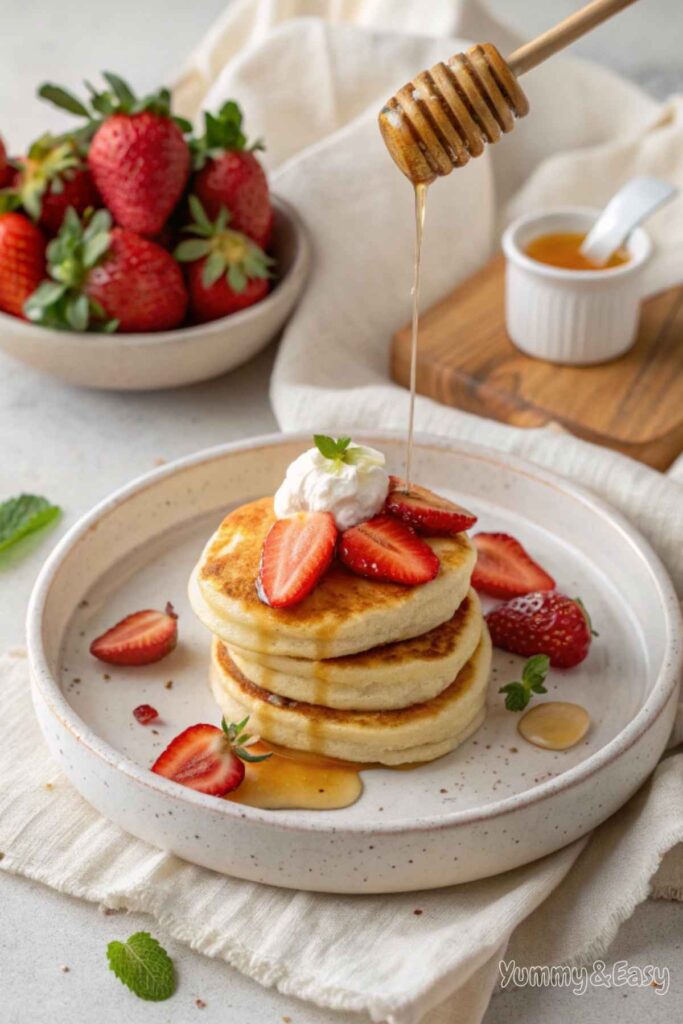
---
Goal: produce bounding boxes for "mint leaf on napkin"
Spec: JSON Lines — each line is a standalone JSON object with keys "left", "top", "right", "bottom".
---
{"left": 0, "top": 494, "right": 61, "bottom": 554}
{"left": 106, "top": 931, "right": 176, "bottom": 1002}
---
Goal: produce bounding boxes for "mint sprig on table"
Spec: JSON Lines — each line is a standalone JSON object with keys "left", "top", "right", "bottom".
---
{"left": 499, "top": 654, "right": 550, "bottom": 712}
{"left": 0, "top": 494, "right": 61, "bottom": 554}
{"left": 106, "top": 931, "right": 176, "bottom": 1002}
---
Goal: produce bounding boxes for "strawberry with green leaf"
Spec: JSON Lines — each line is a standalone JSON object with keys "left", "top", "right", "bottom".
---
{"left": 175, "top": 196, "right": 272, "bottom": 323}
{"left": 2, "top": 133, "right": 100, "bottom": 235}
{"left": 191, "top": 100, "right": 273, "bottom": 247}
{"left": 39, "top": 72, "right": 191, "bottom": 237}
{"left": 25, "top": 207, "right": 187, "bottom": 333}
{"left": 152, "top": 715, "right": 271, "bottom": 795}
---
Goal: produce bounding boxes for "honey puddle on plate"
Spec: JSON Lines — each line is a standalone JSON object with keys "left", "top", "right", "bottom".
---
{"left": 518, "top": 701, "right": 591, "bottom": 751}
{"left": 225, "top": 742, "right": 424, "bottom": 810}
{"left": 227, "top": 742, "right": 365, "bottom": 810}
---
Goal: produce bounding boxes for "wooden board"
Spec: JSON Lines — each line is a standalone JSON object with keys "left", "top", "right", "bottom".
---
{"left": 391, "top": 254, "right": 683, "bottom": 470}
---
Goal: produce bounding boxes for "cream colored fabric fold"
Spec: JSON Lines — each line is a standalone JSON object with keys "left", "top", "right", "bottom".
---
{"left": 2, "top": 2, "right": 682, "bottom": 1022}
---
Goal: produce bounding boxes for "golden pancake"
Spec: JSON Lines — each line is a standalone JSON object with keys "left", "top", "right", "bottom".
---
{"left": 190, "top": 497, "right": 476, "bottom": 659}
{"left": 209, "top": 625, "right": 491, "bottom": 765}
{"left": 229, "top": 589, "right": 483, "bottom": 710}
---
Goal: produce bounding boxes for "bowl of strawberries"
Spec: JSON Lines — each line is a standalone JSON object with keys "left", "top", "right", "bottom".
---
{"left": 0, "top": 75, "right": 310, "bottom": 390}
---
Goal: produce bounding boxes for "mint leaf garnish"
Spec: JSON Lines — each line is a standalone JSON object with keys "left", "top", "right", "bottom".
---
{"left": 0, "top": 494, "right": 61, "bottom": 554}
{"left": 314, "top": 434, "right": 352, "bottom": 461}
{"left": 106, "top": 931, "right": 176, "bottom": 1002}
{"left": 499, "top": 654, "right": 550, "bottom": 712}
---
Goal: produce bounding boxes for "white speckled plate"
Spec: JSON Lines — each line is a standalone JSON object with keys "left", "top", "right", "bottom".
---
{"left": 28, "top": 433, "right": 682, "bottom": 893}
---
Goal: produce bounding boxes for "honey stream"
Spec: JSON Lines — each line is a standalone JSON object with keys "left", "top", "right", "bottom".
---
{"left": 404, "top": 182, "right": 428, "bottom": 492}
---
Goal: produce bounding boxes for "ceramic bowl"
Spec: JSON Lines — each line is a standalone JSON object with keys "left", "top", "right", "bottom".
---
{"left": 0, "top": 195, "right": 310, "bottom": 390}
{"left": 502, "top": 207, "right": 651, "bottom": 365}
{"left": 27, "top": 433, "right": 682, "bottom": 893}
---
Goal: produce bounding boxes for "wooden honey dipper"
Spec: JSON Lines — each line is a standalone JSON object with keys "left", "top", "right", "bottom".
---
{"left": 379, "top": 0, "right": 639, "bottom": 184}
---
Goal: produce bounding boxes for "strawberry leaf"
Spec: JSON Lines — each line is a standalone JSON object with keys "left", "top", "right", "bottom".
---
{"left": 174, "top": 239, "right": 212, "bottom": 263}
{"left": 102, "top": 71, "right": 136, "bottom": 108}
{"left": 38, "top": 83, "right": 91, "bottom": 119}
{"left": 575, "top": 597, "right": 599, "bottom": 637}
{"left": 0, "top": 494, "right": 61, "bottom": 554}
{"left": 106, "top": 932, "right": 175, "bottom": 1002}
{"left": 202, "top": 250, "right": 226, "bottom": 288}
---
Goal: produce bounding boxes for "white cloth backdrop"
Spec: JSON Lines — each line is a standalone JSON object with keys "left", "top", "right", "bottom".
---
{"left": 2, "top": 3, "right": 682, "bottom": 1023}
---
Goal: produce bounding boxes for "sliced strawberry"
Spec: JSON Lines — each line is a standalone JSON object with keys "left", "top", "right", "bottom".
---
{"left": 257, "top": 511, "right": 337, "bottom": 608}
{"left": 339, "top": 514, "right": 440, "bottom": 585}
{"left": 472, "top": 533, "right": 555, "bottom": 599}
{"left": 151, "top": 717, "right": 270, "bottom": 796}
{"left": 385, "top": 475, "right": 477, "bottom": 534}
{"left": 90, "top": 602, "right": 178, "bottom": 665}
{"left": 133, "top": 704, "right": 159, "bottom": 725}
{"left": 486, "top": 591, "right": 595, "bottom": 668}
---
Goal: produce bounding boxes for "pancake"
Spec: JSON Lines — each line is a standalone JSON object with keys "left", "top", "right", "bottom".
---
{"left": 209, "top": 625, "right": 491, "bottom": 765}
{"left": 190, "top": 497, "right": 476, "bottom": 660}
{"left": 228, "top": 588, "right": 483, "bottom": 710}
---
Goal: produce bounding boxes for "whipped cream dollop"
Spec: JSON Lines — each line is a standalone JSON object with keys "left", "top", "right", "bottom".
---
{"left": 274, "top": 439, "right": 389, "bottom": 530}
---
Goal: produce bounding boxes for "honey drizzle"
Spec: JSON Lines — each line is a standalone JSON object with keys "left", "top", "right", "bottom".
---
{"left": 227, "top": 741, "right": 364, "bottom": 810}
{"left": 405, "top": 182, "right": 428, "bottom": 492}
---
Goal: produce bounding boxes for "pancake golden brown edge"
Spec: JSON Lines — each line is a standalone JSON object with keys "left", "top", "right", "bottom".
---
{"left": 189, "top": 497, "right": 476, "bottom": 659}
{"left": 210, "top": 625, "right": 491, "bottom": 766}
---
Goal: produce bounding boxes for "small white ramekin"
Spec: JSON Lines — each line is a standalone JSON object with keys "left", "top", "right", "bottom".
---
{"left": 502, "top": 207, "right": 652, "bottom": 365}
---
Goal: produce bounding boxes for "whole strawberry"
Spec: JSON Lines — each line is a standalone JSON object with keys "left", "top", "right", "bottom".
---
{"left": 175, "top": 196, "right": 272, "bottom": 323}
{"left": 39, "top": 73, "right": 191, "bottom": 237}
{"left": 0, "top": 212, "right": 46, "bottom": 318}
{"left": 24, "top": 208, "right": 187, "bottom": 332}
{"left": 5, "top": 134, "right": 100, "bottom": 235}
{"left": 0, "top": 136, "right": 14, "bottom": 189}
{"left": 486, "top": 591, "right": 596, "bottom": 669}
{"left": 191, "top": 101, "right": 273, "bottom": 247}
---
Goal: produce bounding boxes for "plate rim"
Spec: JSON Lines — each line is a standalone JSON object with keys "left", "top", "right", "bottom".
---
{"left": 27, "top": 430, "right": 683, "bottom": 836}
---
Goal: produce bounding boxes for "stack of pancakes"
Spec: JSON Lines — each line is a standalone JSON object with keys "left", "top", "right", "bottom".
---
{"left": 189, "top": 498, "right": 491, "bottom": 765}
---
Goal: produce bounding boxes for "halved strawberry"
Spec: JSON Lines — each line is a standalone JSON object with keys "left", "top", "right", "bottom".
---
{"left": 257, "top": 511, "right": 337, "bottom": 608}
{"left": 385, "top": 475, "right": 477, "bottom": 534}
{"left": 90, "top": 602, "right": 178, "bottom": 665}
{"left": 339, "top": 514, "right": 440, "bottom": 585}
{"left": 472, "top": 533, "right": 555, "bottom": 599}
{"left": 151, "top": 716, "right": 270, "bottom": 796}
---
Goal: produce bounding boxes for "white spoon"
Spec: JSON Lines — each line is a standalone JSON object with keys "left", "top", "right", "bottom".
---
{"left": 580, "top": 176, "right": 678, "bottom": 266}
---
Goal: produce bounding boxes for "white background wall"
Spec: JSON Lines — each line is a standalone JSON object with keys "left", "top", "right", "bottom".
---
{"left": 1, "top": 0, "right": 680, "bottom": 150}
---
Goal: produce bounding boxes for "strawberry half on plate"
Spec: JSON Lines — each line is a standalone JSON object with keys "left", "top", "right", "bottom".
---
{"left": 339, "top": 514, "right": 440, "bottom": 585}
{"left": 472, "top": 533, "right": 555, "bottom": 599}
{"left": 90, "top": 602, "right": 178, "bottom": 665}
{"left": 151, "top": 716, "right": 270, "bottom": 796}
{"left": 257, "top": 511, "right": 337, "bottom": 608}
{"left": 385, "top": 476, "right": 477, "bottom": 535}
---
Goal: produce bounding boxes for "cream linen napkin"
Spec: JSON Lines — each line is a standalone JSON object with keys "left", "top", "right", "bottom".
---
{"left": 3, "top": 3, "right": 683, "bottom": 1023}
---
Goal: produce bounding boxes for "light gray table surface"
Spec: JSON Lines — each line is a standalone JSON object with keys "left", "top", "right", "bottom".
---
{"left": 1, "top": 2, "right": 680, "bottom": 1022}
